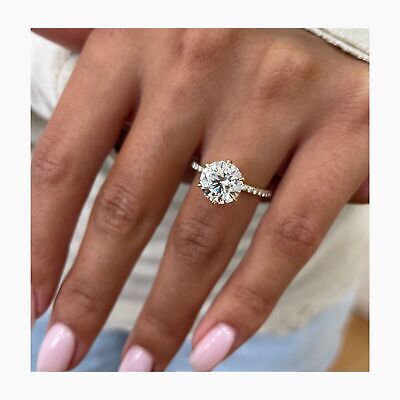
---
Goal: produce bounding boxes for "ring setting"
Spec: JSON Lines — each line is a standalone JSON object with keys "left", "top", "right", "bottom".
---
{"left": 191, "top": 160, "right": 272, "bottom": 205}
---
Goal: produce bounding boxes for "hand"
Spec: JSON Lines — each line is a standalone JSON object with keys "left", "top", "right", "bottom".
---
{"left": 32, "top": 28, "right": 369, "bottom": 371}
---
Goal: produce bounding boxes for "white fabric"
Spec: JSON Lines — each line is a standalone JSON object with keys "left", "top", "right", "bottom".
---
{"left": 30, "top": 30, "right": 369, "bottom": 334}
{"left": 307, "top": 28, "right": 369, "bottom": 62}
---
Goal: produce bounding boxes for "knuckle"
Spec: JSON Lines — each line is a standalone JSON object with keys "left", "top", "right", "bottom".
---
{"left": 268, "top": 213, "right": 321, "bottom": 259}
{"left": 57, "top": 279, "right": 101, "bottom": 321}
{"left": 268, "top": 38, "right": 315, "bottom": 78}
{"left": 32, "top": 133, "right": 72, "bottom": 186}
{"left": 140, "top": 309, "right": 177, "bottom": 342}
{"left": 93, "top": 181, "right": 147, "bottom": 237}
{"left": 82, "top": 29, "right": 141, "bottom": 76}
{"left": 171, "top": 215, "right": 221, "bottom": 264}
{"left": 177, "top": 28, "right": 234, "bottom": 68}
{"left": 253, "top": 38, "right": 315, "bottom": 101}
{"left": 232, "top": 285, "right": 272, "bottom": 317}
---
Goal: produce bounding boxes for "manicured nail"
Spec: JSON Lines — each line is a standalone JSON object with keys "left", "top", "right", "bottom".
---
{"left": 37, "top": 323, "right": 76, "bottom": 372}
{"left": 119, "top": 345, "right": 154, "bottom": 372}
{"left": 31, "top": 289, "right": 36, "bottom": 328}
{"left": 190, "top": 323, "right": 236, "bottom": 371}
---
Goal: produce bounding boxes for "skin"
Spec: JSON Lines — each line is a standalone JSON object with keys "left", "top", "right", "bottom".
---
{"left": 31, "top": 28, "right": 369, "bottom": 371}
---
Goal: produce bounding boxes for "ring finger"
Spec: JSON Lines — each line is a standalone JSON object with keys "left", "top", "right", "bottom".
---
{"left": 121, "top": 107, "right": 301, "bottom": 371}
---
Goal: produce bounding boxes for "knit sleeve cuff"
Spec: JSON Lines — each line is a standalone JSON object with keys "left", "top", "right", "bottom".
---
{"left": 306, "top": 28, "right": 369, "bottom": 63}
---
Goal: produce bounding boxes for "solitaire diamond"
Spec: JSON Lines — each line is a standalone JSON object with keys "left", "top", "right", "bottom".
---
{"left": 198, "top": 160, "right": 243, "bottom": 204}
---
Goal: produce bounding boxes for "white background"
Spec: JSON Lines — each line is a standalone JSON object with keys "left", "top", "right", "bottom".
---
{"left": 0, "top": 0, "right": 399, "bottom": 398}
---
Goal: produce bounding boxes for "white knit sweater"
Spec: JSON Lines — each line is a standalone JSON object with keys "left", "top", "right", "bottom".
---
{"left": 31, "top": 29, "right": 369, "bottom": 334}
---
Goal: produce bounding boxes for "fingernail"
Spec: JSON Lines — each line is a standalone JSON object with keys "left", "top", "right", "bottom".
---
{"left": 190, "top": 323, "right": 236, "bottom": 372}
{"left": 31, "top": 288, "right": 36, "bottom": 328}
{"left": 119, "top": 345, "right": 154, "bottom": 372}
{"left": 37, "top": 323, "right": 76, "bottom": 372}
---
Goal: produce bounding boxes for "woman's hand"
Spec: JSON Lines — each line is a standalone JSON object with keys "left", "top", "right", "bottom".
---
{"left": 32, "top": 28, "right": 369, "bottom": 371}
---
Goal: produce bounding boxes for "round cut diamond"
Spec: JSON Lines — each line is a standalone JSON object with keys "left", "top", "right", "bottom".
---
{"left": 199, "top": 160, "right": 243, "bottom": 204}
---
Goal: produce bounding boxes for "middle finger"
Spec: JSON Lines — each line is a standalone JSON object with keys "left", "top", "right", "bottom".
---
{"left": 122, "top": 106, "right": 300, "bottom": 371}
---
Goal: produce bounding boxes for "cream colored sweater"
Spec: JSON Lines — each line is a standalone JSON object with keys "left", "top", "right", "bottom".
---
{"left": 31, "top": 29, "right": 369, "bottom": 334}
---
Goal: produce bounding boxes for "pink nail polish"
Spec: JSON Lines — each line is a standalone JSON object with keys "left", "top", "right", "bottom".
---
{"left": 119, "top": 345, "right": 153, "bottom": 372}
{"left": 190, "top": 323, "right": 236, "bottom": 372}
{"left": 37, "top": 323, "right": 76, "bottom": 372}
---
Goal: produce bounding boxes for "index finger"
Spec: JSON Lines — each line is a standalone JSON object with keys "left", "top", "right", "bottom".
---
{"left": 31, "top": 30, "right": 140, "bottom": 322}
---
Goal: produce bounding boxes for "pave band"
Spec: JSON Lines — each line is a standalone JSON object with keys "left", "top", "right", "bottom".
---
{"left": 191, "top": 160, "right": 272, "bottom": 205}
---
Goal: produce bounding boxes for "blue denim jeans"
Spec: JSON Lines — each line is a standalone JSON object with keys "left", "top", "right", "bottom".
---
{"left": 31, "top": 290, "right": 354, "bottom": 372}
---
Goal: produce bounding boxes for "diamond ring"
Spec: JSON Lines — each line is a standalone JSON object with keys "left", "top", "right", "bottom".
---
{"left": 191, "top": 160, "right": 272, "bottom": 205}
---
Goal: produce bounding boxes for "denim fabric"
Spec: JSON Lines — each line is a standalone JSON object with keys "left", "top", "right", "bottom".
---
{"left": 31, "top": 290, "right": 354, "bottom": 372}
